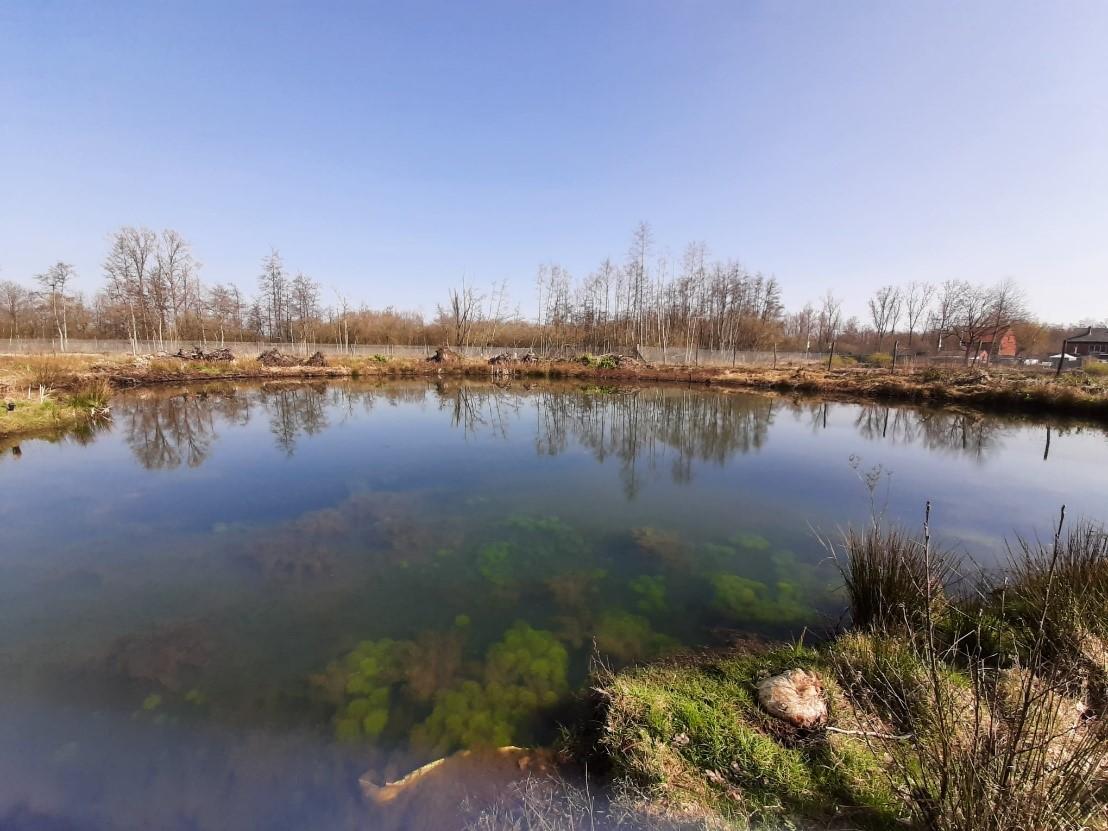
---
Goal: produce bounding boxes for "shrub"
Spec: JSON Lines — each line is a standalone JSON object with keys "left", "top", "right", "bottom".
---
{"left": 25, "top": 357, "right": 69, "bottom": 388}
{"left": 863, "top": 352, "right": 892, "bottom": 368}
{"left": 580, "top": 354, "right": 618, "bottom": 370}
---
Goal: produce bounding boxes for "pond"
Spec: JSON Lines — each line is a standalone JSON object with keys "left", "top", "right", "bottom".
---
{"left": 1, "top": 379, "right": 1106, "bottom": 830}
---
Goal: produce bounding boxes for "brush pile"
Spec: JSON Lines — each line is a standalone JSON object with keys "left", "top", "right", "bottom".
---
{"left": 174, "top": 346, "right": 235, "bottom": 362}
{"left": 427, "top": 347, "right": 464, "bottom": 363}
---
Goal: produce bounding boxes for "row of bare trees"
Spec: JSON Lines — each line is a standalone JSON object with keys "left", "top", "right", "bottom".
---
{"left": 857, "top": 279, "right": 1028, "bottom": 361}
{"left": 531, "top": 223, "right": 784, "bottom": 356}
{"left": 0, "top": 222, "right": 1079, "bottom": 361}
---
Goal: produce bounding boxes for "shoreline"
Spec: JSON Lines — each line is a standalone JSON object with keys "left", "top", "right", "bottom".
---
{"left": 2, "top": 351, "right": 1106, "bottom": 443}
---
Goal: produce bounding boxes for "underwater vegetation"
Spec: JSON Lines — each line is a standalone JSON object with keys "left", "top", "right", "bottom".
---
{"left": 710, "top": 574, "right": 812, "bottom": 626}
{"left": 630, "top": 527, "right": 691, "bottom": 569}
{"left": 322, "top": 621, "right": 569, "bottom": 753}
{"left": 415, "top": 622, "right": 569, "bottom": 755}
{"left": 732, "top": 532, "right": 771, "bottom": 551}
{"left": 294, "top": 512, "right": 829, "bottom": 755}
{"left": 629, "top": 575, "right": 667, "bottom": 615}
{"left": 595, "top": 610, "right": 679, "bottom": 664}
{"left": 475, "top": 515, "right": 593, "bottom": 592}
{"left": 105, "top": 622, "right": 213, "bottom": 692}
{"left": 331, "top": 638, "right": 407, "bottom": 741}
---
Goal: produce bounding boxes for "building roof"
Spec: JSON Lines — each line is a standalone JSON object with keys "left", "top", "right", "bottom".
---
{"left": 1067, "top": 327, "right": 1108, "bottom": 343}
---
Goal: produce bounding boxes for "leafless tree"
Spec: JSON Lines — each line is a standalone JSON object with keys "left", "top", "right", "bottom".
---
{"left": 35, "top": 261, "right": 75, "bottom": 350}
{"left": 626, "top": 222, "right": 653, "bottom": 345}
{"left": 867, "top": 285, "right": 902, "bottom": 350}
{"left": 103, "top": 227, "right": 157, "bottom": 352}
{"left": 983, "top": 278, "right": 1027, "bottom": 356}
{"left": 290, "top": 272, "right": 321, "bottom": 344}
{"left": 258, "top": 249, "right": 289, "bottom": 341}
{"left": 931, "top": 280, "right": 963, "bottom": 352}
{"left": 817, "top": 291, "right": 842, "bottom": 350}
{"left": 150, "top": 229, "right": 197, "bottom": 347}
{"left": 902, "top": 281, "right": 935, "bottom": 348}
{"left": 0, "top": 280, "right": 31, "bottom": 341}
{"left": 944, "top": 281, "right": 995, "bottom": 364}
{"left": 442, "top": 280, "right": 481, "bottom": 347}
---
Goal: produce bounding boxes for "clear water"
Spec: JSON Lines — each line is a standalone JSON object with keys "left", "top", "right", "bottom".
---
{"left": 1, "top": 380, "right": 1106, "bottom": 830}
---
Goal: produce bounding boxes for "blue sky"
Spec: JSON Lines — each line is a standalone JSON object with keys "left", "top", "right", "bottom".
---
{"left": 1, "top": 0, "right": 1106, "bottom": 323}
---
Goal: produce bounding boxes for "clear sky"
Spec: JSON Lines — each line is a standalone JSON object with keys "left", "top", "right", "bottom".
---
{"left": 1, "top": 0, "right": 1106, "bottom": 323}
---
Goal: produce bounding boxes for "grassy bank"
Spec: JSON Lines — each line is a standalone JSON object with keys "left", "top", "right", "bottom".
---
{"left": 582, "top": 516, "right": 1108, "bottom": 830}
{"left": 3, "top": 351, "right": 1107, "bottom": 443}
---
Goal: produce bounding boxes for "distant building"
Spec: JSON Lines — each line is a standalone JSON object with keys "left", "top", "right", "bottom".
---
{"left": 976, "top": 328, "right": 1018, "bottom": 359}
{"left": 1065, "top": 326, "right": 1108, "bottom": 359}
{"left": 954, "top": 327, "right": 1017, "bottom": 362}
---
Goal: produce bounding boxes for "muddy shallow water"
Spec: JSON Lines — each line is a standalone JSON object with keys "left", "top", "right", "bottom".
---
{"left": 1, "top": 379, "right": 1106, "bottom": 830}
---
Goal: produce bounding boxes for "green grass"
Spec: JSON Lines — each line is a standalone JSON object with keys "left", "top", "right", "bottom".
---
{"left": 598, "top": 643, "right": 900, "bottom": 828}
{"left": 595, "top": 519, "right": 1108, "bottom": 830}
{"left": 0, "top": 396, "right": 86, "bottom": 438}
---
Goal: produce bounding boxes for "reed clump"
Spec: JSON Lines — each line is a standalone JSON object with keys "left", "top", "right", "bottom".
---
{"left": 69, "top": 378, "right": 113, "bottom": 411}
{"left": 829, "top": 514, "right": 1108, "bottom": 831}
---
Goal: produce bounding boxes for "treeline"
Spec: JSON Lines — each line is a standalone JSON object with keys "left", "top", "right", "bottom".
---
{"left": 0, "top": 223, "right": 1094, "bottom": 358}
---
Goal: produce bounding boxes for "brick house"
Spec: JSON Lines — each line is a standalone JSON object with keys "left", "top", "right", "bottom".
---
{"left": 1065, "top": 327, "right": 1108, "bottom": 359}
{"left": 976, "top": 328, "right": 1018, "bottom": 359}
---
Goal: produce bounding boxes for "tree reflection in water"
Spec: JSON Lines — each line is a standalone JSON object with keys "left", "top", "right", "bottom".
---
{"left": 529, "top": 387, "right": 774, "bottom": 496}
{"left": 110, "top": 380, "right": 1102, "bottom": 475}
{"left": 119, "top": 391, "right": 221, "bottom": 469}
{"left": 261, "top": 382, "right": 330, "bottom": 455}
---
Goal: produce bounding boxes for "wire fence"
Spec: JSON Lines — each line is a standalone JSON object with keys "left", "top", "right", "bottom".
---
{"left": 0, "top": 338, "right": 1085, "bottom": 373}
{"left": 1, "top": 339, "right": 831, "bottom": 366}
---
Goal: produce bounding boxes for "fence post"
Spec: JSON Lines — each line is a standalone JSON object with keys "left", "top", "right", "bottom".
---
{"left": 891, "top": 339, "right": 898, "bottom": 373}
{"left": 772, "top": 342, "right": 777, "bottom": 369}
{"left": 827, "top": 340, "right": 836, "bottom": 371}
{"left": 1055, "top": 339, "right": 1068, "bottom": 378}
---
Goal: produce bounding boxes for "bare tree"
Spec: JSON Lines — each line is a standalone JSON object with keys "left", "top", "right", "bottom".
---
{"left": 206, "top": 283, "right": 243, "bottom": 346}
{"left": 0, "top": 280, "right": 31, "bottom": 341}
{"left": 932, "top": 280, "right": 963, "bottom": 352}
{"left": 333, "top": 289, "right": 352, "bottom": 353}
{"left": 983, "top": 278, "right": 1026, "bottom": 358}
{"left": 441, "top": 280, "right": 481, "bottom": 347}
{"left": 258, "top": 249, "right": 289, "bottom": 341}
{"left": 150, "top": 229, "right": 196, "bottom": 347}
{"left": 945, "top": 281, "right": 995, "bottom": 364}
{"left": 289, "top": 272, "right": 321, "bottom": 345}
{"left": 103, "top": 227, "right": 158, "bottom": 352}
{"left": 817, "top": 291, "right": 842, "bottom": 350}
{"left": 626, "top": 222, "right": 653, "bottom": 346}
{"left": 35, "top": 262, "right": 75, "bottom": 350}
{"left": 902, "top": 281, "right": 935, "bottom": 349}
{"left": 867, "top": 285, "right": 902, "bottom": 350}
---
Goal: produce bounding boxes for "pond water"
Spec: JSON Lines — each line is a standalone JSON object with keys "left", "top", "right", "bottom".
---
{"left": 1, "top": 379, "right": 1106, "bottom": 830}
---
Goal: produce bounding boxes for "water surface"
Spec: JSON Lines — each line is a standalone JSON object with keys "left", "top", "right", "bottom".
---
{"left": 1, "top": 380, "right": 1106, "bottom": 830}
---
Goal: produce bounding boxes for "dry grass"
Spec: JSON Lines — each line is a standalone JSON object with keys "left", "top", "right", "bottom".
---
{"left": 827, "top": 517, "right": 1108, "bottom": 831}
